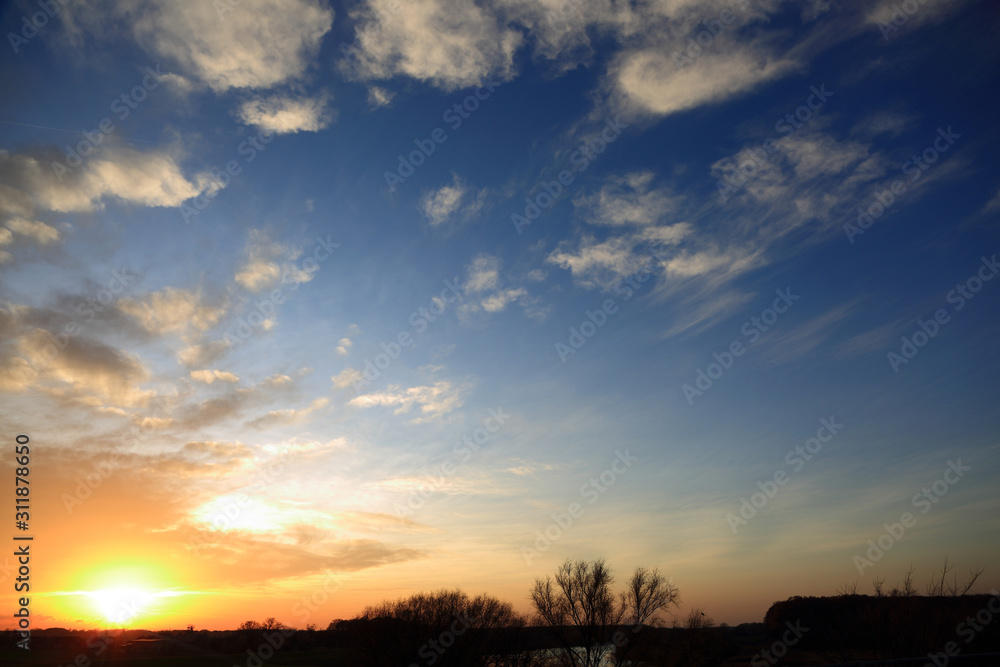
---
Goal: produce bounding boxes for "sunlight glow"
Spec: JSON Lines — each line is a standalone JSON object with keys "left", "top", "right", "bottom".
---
{"left": 87, "top": 588, "right": 157, "bottom": 625}
{"left": 193, "top": 495, "right": 288, "bottom": 532}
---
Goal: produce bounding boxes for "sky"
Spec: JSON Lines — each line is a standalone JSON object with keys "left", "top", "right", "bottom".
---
{"left": 0, "top": 0, "right": 998, "bottom": 631}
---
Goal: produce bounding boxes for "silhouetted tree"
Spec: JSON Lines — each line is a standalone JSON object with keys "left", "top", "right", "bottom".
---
{"left": 235, "top": 618, "right": 287, "bottom": 651}
{"left": 343, "top": 588, "right": 542, "bottom": 666}
{"left": 530, "top": 558, "right": 679, "bottom": 666}
{"left": 926, "top": 557, "right": 984, "bottom": 596}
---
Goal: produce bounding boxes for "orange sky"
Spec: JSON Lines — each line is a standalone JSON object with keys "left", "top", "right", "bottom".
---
{"left": 2, "top": 441, "right": 996, "bottom": 630}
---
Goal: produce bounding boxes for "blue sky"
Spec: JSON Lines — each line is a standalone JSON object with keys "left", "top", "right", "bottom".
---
{"left": 1, "top": 0, "right": 998, "bottom": 628}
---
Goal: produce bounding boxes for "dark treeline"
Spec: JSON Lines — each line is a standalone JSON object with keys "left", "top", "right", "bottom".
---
{"left": 766, "top": 594, "right": 1000, "bottom": 658}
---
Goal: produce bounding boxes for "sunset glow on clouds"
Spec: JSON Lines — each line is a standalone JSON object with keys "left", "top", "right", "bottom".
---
{"left": 1, "top": 0, "right": 999, "bottom": 631}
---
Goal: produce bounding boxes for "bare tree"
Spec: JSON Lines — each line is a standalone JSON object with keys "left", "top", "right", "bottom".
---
{"left": 872, "top": 576, "right": 887, "bottom": 597}
{"left": 836, "top": 579, "right": 860, "bottom": 596}
{"left": 683, "top": 607, "right": 713, "bottom": 630}
{"left": 530, "top": 558, "right": 679, "bottom": 667}
{"left": 926, "top": 557, "right": 984, "bottom": 596}
{"left": 620, "top": 566, "right": 680, "bottom": 628}
{"left": 900, "top": 564, "right": 918, "bottom": 596}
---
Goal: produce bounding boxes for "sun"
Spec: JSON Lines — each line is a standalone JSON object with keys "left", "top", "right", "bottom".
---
{"left": 88, "top": 587, "right": 157, "bottom": 625}
{"left": 63, "top": 562, "right": 191, "bottom": 627}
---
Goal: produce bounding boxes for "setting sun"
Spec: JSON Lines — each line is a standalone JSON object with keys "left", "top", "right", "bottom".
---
{"left": 87, "top": 588, "right": 157, "bottom": 625}
{"left": 42, "top": 562, "right": 203, "bottom": 628}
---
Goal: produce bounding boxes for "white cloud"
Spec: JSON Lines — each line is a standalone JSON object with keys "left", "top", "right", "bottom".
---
{"left": 349, "top": 381, "right": 463, "bottom": 423}
{"left": 420, "top": 175, "right": 487, "bottom": 226}
{"left": 546, "top": 223, "right": 689, "bottom": 289}
{"left": 464, "top": 254, "right": 500, "bottom": 293}
{"left": 237, "top": 93, "right": 335, "bottom": 134}
{"left": 708, "top": 125, "right": 917, "bottom": 248}
{"left": 177, "top": 340, "right": 231, "bottom": 367}
{"left": 367, "top": 86, "right": 395, "bottom": 108}
{"left": 344, "top": 0, "right": 522, "bottom": 90}
{"left": 264, "top": 373, "right": 293, "bottom": 387}
{"left": 492, "top": 0, "right": 631, "bottom": 70}
{"left": 235, "top": 229, "right": 318, "bottom": 293}
{"left": 332, "top": 367, "right": 363, "bottom": 391}
{"left": 120, "top": 288, "right": 226, "bottom": 335}
{"left": 526, "top": 269, "right": 547, "bottom": 282}
{"left": 190, "top": 369, "right": 240, "bottom": 384}
{"left": 336, "top": 338, "right": 352, "bottom": 356}
{"left": 458, "top": 254, "right": 536, "bottom": 320}
{"left": 249, "top": 397, "right": 329, "bottom": 427}
{"left": 662, "top": 249, "right": 737, "bottom": 278}
{"left": 5, "top": 218, "right": 60, "bottom": 243}
{"left": 574, "top": 172, "right": 677, "bottom": 226}
{"left": 480, "top": 288, "right": 527, "bottom": 313}
{"left": 548, "top": 235, "right": 640, "bottom": 288}
{"left": 614, "top": 47, "right": 796, "bottom": 118}
{"left": 1, "top": 146, "right": 219, "bottom": 215}
{"left": 421, "top": 182, "right": 465, "bottom": 226}
{"left": 235, "top": 258, "right": 282, "bottom": 292}
{"left": 553, "top": 172, "right": 692, "bottom": 288}
{"left": 778, "top": 135, "right": 870, "bottom": 183}
{"left": 865, "top": 0, "right": 968, "bottom": 34}
{"left": 12, "top": 327, "right": 155, "bottom": 408}
{"left": 66, "top": 0, "right": 334, "bottom": 93}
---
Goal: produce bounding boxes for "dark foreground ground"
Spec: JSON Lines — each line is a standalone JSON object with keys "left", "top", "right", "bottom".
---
{"left": 4, "top": 593, "right": 999, "bottom": 666}
{"left": 0, "top": 647, "right": 346, "bottom": 666}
